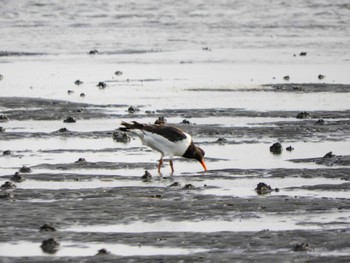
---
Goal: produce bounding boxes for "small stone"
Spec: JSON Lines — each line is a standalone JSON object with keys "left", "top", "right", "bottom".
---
{"left": 181, "top": 119, "right": 190, "bottom": 124}
{"left": 112, "top": 131, "right": 131, "bottom": 143}
{"left": 67, "top": 90, "right": 74, "bottom": 95}
{"left": 323, "top": 152, "right": 335, "bottom": 158}
{"left": 57, "top": 127, "right": 69, "bottom": 133}
{"left": 75, "top": 158, "right": 87, "bottom": 164}
{"left": 168, "top": 182, "right": 180, "bottom": 187}
{"left": 97, "top": 81, "right": 107, "bottom": 88}
{"left": 286, "top": 146, "right": 294, "bottom": 152}
{"left": 216, "top": 137, "right": 227, "bottom": 143}
{"left": 293, "top": 242, "right": 312, "bottom": 252}
{"left": 96, "top": 248, "right": 110, "bottom": 255}
{"left": 299, "top": 52, "right": 307, "bottom": 56}
{"left": 128, "top": 106, "right": 139, "bottom": 113}
{"left": 270, "top": 142, "right": 282, "bottom": 154}
{"left": 40, "top": 238, "right": 60, "bottom": 254}
{"left": 296, "top": 112, "right": 311, "bottom": 119}
{"left": 202, "top": 47, "right": 211, "bottom": 51}
{"left": 114, "top": 71, "right": 123, "bottom": 76}
{"left": 3, "top": 150, "right": 11, "bottom": 155}
{"left": 63, "top": 116, "right": 76, "bottom": 123}
{"left": 40, "top": 223, "right": 56, "bottom": 232}
{"left": 154, "top": 116, "right": 167, "bottom": 125}
{"left": 183, "top": 184, "right": 195, "bottom": 189}
{"left": 283, "top": 75, "right": 290, "bottom": 81}
{"left": 318, "top": 74, "right": 325, "bottom": 80}
{"left": 142, "top": 170, "right": 152, "bottom": 181}
{"left": 74, "top": 79, "right": 83, "bottom": 85}
{"left": 80, "top": 93, "right": 86, "bottom": 97}
{"left": 315, "top": 119, "right": 326, "bottom": 125}
{"left": 255, "top": 182, "right": 273, "bottom": 195}
{"left": 11, "top": 172, "right": 25, "bottom": 182}
{"left": 19, "top": 165, "right": 31, "bottom": 173}
{"left": 0, "top": 181, "right": 16, "bottom": 190}
{"left": 0, "top": 114, "right": 9, "bottom": 122}
{"left": 89, "top": 49, "right": 98, "bottom": 55}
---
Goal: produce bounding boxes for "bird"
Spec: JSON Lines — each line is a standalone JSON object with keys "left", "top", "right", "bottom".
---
{"left": 119, "top": 121, "right": 207, "bottom": 173}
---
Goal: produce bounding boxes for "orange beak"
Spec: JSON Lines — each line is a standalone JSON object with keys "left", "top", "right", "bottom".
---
{"left": 200, "top": 159, "right": 208, "bottom": 171}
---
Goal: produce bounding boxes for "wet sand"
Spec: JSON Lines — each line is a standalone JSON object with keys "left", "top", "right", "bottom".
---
{"left": 1, "top": 83, "right": 350, "bottom": 262}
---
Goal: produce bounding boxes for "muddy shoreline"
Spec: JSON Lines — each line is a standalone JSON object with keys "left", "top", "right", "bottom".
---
{"left": 1, "top": 83, "right": 350, "bottom": 262}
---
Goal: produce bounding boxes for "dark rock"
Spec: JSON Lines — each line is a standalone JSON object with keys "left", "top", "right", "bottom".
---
{"left": 115, "top": 71, "right": 123, "bottom": 76}
{"left": 0, "top": 181, "right": 16, "bottom": 190}
{"left": 216, "top": 137, "right": 227, "bottom": 143}
{"left": 74, "top": 80, "right": 83, "bottom": 85}
{"left": 112, "top": 130, "right": 131, "bottom": 143}
{"left": 183, "top": 184, "right": 195, "bottom": 189}
{"left": 67, "top": 90, "right": 74, "bottom": 95}
{"left": 97, "top": 81, "right": 107, "bottom": 88}
{"left": 181, "top": 119, "right": 190, "bottom": 124}
{"left": 80, "top": 93, "right": 86, "bottom": 97}
{"left": 57, "top": 127, "right": 69, "bottom": 133}
{"left": 3, "top": 150, "right": 11, "bottom": 155}
{"left": 315, "top": 119, "right": 326, "bottom": 125}
{"left": 0, "top": 127, "right": 5, "bottom": 132}
{"left": 0, "top": 114, "right": 9, "bottom": 122}
{"left": 255, "top": 182, "right": 276, "bottom": 195}
{"left": 293, "top": 242, "right": 312, "bottom": 252}
{"left": 11, "top": 172, "right": 25, "bottom": 182}
{"left": 318, "top": 74, "right": 325, "bottom": 80}
{"left": 89, "top": 49, "right": 98, "bottom": 55}
{"left": 75, "top": 158, "right": 87, "bottom": 164}
{"left": 40, "top": 238, "right": 60, "bottom": 254}
{"left": 168, "top": 182, "right": 180, "bottom": 187}
{"left": 96, "top": 248, "right": 110, "bottom": 255}
{"left": 323, "top": 152, "right": 335, "bottom": 158}
{"left": 283, "top": 75, "right": 290, "bottom": 81}
{"left": 299, "top": 52, "right": 307, "bottom": 56}
{"left": 19, "top": 165, "right": 31, "bottom": 173}
{"left": 142, "top": 171, "right": 152, "bottom": 181}
{"left": 296, "top": 112, "right": 311, "bottom": 119}
{"left": 202, "top": 47, "right": 211, "bottom": 51}
{"left": 128, "top": 106, "right": 139, "bottom": 113}
{"left": 155, "top": 116, "right": 167, "bottom": 125}
{"left": 270, "top": 142, "right": 282, "bottom": 154}
{"left": 286, "top": 146, "right": 294, "bottom": 152}
{"left": 40, "top": 223, "right": 56, "bottom": 232}
{"left": 63, "top": 116, "right": 76, "bottom": 123}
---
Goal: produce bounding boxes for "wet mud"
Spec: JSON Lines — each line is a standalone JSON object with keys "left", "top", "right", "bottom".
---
{"left": 1, "top": 83, "right": 350, "bottom": 262}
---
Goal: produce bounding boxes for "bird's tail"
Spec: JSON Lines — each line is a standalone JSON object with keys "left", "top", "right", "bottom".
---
{"left": 119, "top": 121, "right": 144, "bottom": 132}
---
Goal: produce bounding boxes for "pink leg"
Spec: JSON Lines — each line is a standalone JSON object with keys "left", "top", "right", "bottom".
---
{"left": 169, "top": 160, "right": 174, "bottom": 173}
{"left": 158, "top": 158, "right": 163, "bottom": 173}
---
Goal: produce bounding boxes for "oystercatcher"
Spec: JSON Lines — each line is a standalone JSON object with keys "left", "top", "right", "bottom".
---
{"left": 120, "top": 121, "right": 207, "bottom": 173}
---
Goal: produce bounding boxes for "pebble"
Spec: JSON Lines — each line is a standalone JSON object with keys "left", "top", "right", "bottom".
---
{"left": 299, "top": 52, "right": 307, "bottom": 56}
{"left": 142, "top": 170, "right": 152, "bottom": 181}
{"left": 168, "top": 182, "right": 181, "bottom": 187}
{"left": 183, "top": 184, "right": 195, "bottom": 189}
{"left": 154, "top": 116, "right": 167, "bottom": 125}
{"left": 323, "top": 151, "right": 335, "bottom": 158}
{"left": 112, "top": 130, "right": 131, "bottom": 143}
{"left": 3, "top": 150, "right": 11, "bottom": 155}
{"left": 283, "top": 75, "right": 290, "bottom": 81}
{"left": 74, "top": 79, "right": 83, "bottom": 85}
{"left": 128, "top": 106, "right": 139, "bottom": 113}
{"left": 293, "top": 242, "right": 312, "bottom": 252}
{"left": 63, "top": 116, "right": 76, "bottom": 123}
{"left": 296, "top": 111, "right": 311, "bottom": 119}
{"left": 270, "top": 142, "right": 282, "bottom": 154}
{"left": 80, "top": 93, "right": 86, "bottom": 97}
{"left": 318, "top": 74, "right": 325, "bottom": 80}
{"left": 0, "top": 181, "right": 16, "bottom": 190}
{"left": 40, "top": 238, "right": 60, "bottom": 254}
{"left": 75, "top": 158, "right": 87, "bottom": 164}
{"left": 11, "top": 172, "right": 25, "bottom": 182}
{"left": 286, "top": 146, "right": 294, "bottom": 151}
{"left": 40, "top": 223, "right": 56, "bottom": 232}
{"left": 97, "top": 81, "right": 107, "bottom": 88}
{"left": 19, "top": 165, "right": 32, "bottom": 173}
{"left": 96, "top": 248, "right": 110, "bottom": 255}
{"left": 114, "top": 71, "right": 123, "bottom": 76}
{"left": 88, "top": 49, "right": 98, "bottom": 55}
{"left": 181, "top": 119, "right": 190, "bottom": 124}
{"left": 315, "top": 119, "right": 326, "bottom": 125}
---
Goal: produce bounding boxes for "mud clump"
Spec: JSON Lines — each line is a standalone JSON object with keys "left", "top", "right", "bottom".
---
{"left": 216, "top": 137, "right": 227, "bottom": 143}
{"left": 115, "top": 71, "right": 123, "bottom": 76}
{"left": 40, "top": 238, "right": 60, "bottom": 254}
{"left": 3, "top": 150, "right": 11, "bottom": 155}
{"left": 270, "top": 142, "right": 282, "bottom": 154}
{"left": 315, "top": 119, "right": 326, "bottom": 125}
{"left": 75, "top": 158, "right": 87, "bottom": 164}
{"left": 97, "top": 81, "right": 107, "bottom": 88}
{"left": 40, "top": 223, "right": 57, "bottom": 232}
{"left": 283, "top": 75, "right": 290, "bottom": 81}
{"left": 112, "top": 130, "right": 131, "bottom": 143}
{"left": 128, "top": 106, "right": 139, "bottom": 113}
{"left": 255, "top": 182, "right": 279, "bottom": 195}
{"left": 57, "top": 127, "right": 69, "bottom": 133}
{"left": 181, "top": 119, "right": 191, "bottom": 124}
{"left": 0, "top": 114, "right": 9, "bottom": 122}
{"left": 19, "top": 165, "right": 31, "bottom": 173}
{"left": 286, "top": 146, "right": 294, "bottom": 152}
{"left": 11, "top": 172, "right": 25, "bottom": 182}
{"left": 168, "top": 182, "right": 181, "bottom": 187}
{"left": 89, "top": 49, "right": 98, "bottom": 55}
{"left": 96, "top": 248, "right": 111, "bottom": 255}
{"left": 0, "top": 181, "right": 16, "bottom": 190}
{"left": 183, "top": 184, "right": 195, "bottom": 189}
{"left": 323, "top": 151, "right": 335, "bottom": 158}
{"left": 63, "top": 116, "right": 76, "bottom": 123}
{"left": 74, "top": 80, "right": 83, "bottom": 85}
{"left": 142, "top": 170, "right": 152, "bottom": 181}
{"left": 293, "top": 242, "right": 312, "bottom": 252}
{"left": 154, "top": 116, "right": 167, "bottom": 125}
{"left": 296, "top": 112, "right": 311, "bottom": 119}
{"left": 318, "top": 74, "right": 325, "bottom": 80}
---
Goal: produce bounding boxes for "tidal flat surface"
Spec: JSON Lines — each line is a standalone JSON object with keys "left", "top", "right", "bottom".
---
{"left": 1, "top": 81, "right": 350, "bottom": 262}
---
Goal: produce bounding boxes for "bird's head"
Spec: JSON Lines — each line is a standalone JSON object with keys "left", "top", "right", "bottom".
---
{"left": 183, "top": 143, "right": 207, "bottom": 171}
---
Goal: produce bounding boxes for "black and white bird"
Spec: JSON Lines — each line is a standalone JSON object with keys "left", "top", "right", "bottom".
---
{"left": 120, "top": 121, "right": 207, "bottom": 173}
